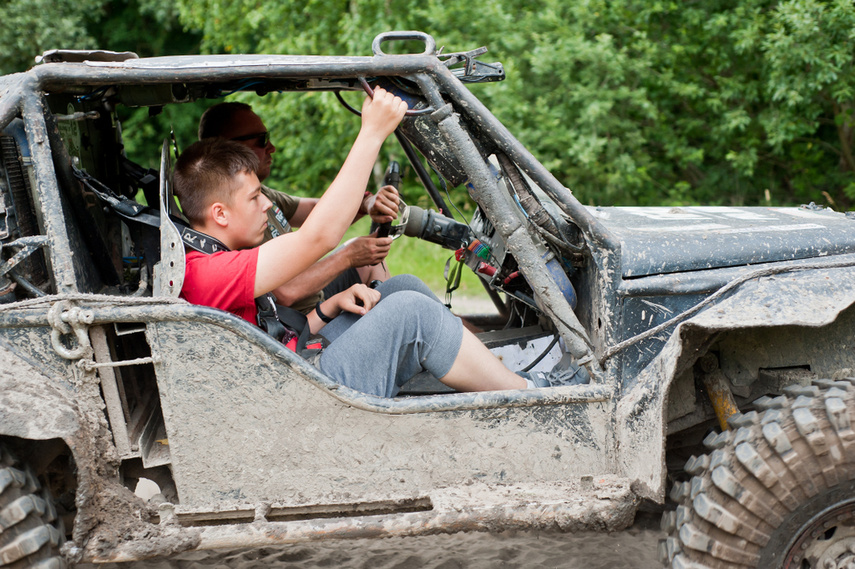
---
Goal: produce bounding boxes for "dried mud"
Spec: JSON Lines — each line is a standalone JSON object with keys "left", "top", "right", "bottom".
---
{"left": 77, "top": 513, "right": 663, "bottom": 569}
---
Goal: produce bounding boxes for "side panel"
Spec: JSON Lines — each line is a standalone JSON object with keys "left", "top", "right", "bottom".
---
{"left": 147, "top": 318, "right": 617, "bottom": 511}
{"left": 0, "top": 340, "right": 79, "bottom": 440}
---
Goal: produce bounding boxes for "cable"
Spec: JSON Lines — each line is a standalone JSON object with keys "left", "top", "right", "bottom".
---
{"left": 599, "top": 257, "right": 855, "bottom": 364}
{"left": 431, "top": 163, "right": 470, "bottom": 226}
{"left": 216, "top": 80, "right": 267, "bottom": 98}
{"left": 335, "top": 91, "right": 362, "bottom": 116}
{"left": 76, "top": 86, "right": 111, "bottom": 102}
{"left": 521, "top": 335, "right": 559, "bottom": 372}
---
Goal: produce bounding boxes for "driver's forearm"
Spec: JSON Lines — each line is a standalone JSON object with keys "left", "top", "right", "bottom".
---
{"left": 293, "top": 195, "right": 370, "bottom": 227}
{"left": 270, "top": 251, "right": 352, "bottom": 307}
{"left": 287, "top": 198, "right": 318, "bottom": 228}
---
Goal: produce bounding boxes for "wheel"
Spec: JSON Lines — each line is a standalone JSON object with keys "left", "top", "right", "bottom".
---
{"left": 0, "top": 444, "right": 65, "bottom": 569}
{"left": 660, "top": 379, "right": 855, "bottom": 568}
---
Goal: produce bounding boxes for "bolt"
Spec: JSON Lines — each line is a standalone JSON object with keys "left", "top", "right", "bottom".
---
{"left": 698, "top": 353, "right": 719, "bottom": 373}
{"left": 581, "top": 476, "right": 594, "bottom": 491}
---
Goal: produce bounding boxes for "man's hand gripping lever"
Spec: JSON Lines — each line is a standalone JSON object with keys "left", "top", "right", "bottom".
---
{"left": 371, "top": 161, "right": 401, "bottom": 238}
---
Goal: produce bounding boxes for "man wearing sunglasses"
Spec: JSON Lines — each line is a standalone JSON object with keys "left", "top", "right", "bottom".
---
{"left": 198, "top": 102, "right": 400, "bottom": 315}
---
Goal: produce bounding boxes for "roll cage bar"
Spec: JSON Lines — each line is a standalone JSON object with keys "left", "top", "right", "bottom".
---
{"left": 0, "top": 31, "right": 619, "bottom": 379}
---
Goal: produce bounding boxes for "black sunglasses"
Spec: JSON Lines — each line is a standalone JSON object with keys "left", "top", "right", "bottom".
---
{"left": 230, "top": 131, "right": 270, "bottom": 148}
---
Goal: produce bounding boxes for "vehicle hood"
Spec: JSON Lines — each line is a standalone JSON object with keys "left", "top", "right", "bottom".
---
{"left": 588, "top": 206, "right": 855, "bottom": 278}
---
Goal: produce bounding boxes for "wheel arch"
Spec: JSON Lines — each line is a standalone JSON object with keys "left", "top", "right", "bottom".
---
{"left": 616, "top": 266, "right": 855, "bottom": 504}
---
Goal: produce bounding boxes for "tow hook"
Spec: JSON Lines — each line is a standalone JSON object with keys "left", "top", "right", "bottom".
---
{"left": 47, "top": 300, "right": 94, "bottom": 360}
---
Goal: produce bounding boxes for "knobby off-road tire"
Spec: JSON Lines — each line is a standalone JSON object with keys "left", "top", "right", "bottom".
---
{"left": 0, "top": 445, "right": 64, "bottom": 569}
{"left": 660, "top": 379, "right": 855, "bottom": 569}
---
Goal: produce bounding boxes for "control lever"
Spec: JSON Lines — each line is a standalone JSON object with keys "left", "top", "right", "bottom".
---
{"left": 371, "top": 161, "right": 400, "bottom": 238}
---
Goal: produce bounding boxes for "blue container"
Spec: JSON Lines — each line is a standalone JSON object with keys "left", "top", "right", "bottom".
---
{"left": 543, "top": 253, "right": 577, "bottom": 310}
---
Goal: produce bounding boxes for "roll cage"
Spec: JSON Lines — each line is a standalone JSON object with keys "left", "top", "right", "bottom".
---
{"left": 0, "top": 31, "right": 612, "bottom": 381}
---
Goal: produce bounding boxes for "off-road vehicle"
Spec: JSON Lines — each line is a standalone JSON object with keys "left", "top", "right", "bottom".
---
{"left": 2, "top": 31, "right": 855, "bottom": 569}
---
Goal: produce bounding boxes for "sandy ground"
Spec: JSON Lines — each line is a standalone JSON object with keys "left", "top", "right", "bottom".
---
{"left": 81, "top": 513, "right": 664, "bottom": 568}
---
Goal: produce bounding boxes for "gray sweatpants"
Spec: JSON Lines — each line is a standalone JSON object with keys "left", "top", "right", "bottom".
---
{"left": 317, "top": 274, "right": 463, "bottom": 397}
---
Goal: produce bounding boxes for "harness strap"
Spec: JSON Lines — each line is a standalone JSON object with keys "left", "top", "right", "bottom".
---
{"left": 76, "top": 165, "right": 321, "bottom": 353}
{"left": 177, "top": 226, "right": 316, "bottom": 350}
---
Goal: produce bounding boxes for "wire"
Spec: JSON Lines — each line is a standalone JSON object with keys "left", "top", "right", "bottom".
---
{"left": 335, "top": 91, "right": 362, "bottom": 116}
{"left": 76, "top": 86, "right": 111, "bottom": 102}
{"left": 503, "top": 301, "right": 519, "bottom": 330}
{"left": 599, "top": 256, "right": 855, "bottom": 364}
{"left": 521, "top": 335, "right": 559, "bottom": 372}
{"left": 427, "top": 162, "right": 471, "bottom": 226}
{"left": 216, "top": 80, "right": 268, "bottom": 98}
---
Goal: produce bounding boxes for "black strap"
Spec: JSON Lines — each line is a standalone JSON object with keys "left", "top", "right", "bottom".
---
{"left": 73, "top": 165, "right": 154, "bottom": 220}
{"left": 180, "top": 225, "right": 316, "bottom": 351}
{"left": 76, "top": 165, "right": 319, "bottom": 351}
{"left": 178, "top": 224, "right": 230, "bottom": 254}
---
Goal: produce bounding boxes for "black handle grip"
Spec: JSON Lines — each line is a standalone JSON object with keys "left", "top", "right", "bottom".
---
{"left": 375, "top": 161, "right": 400, "bottom": 238}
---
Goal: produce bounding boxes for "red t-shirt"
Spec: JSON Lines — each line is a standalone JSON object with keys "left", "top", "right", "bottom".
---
{"left": 181, "top": 249, "right": 259, "bottom": 325}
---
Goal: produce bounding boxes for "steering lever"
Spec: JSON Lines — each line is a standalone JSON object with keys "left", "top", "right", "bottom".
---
{"left": 358, "top": 77, "right": 434, "bottom": 117}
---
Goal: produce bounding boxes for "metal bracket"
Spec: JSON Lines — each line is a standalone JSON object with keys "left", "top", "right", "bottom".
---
{"left": 441, "top": 48, "right": 505, "bottom": 83}
{"left": 154, "top": 139, "right": 185, "bottom": 298}
{"left": 0, "top": 236, "right": 48, "bottom": 279}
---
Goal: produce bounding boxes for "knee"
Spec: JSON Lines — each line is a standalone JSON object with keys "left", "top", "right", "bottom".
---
{"left": 379, "top": 274, "right": 435, "bottom": 298}
{"left": 380, "top": 290, "right": 434, "bottom": 310}
{"left": 375, "top": 291, "right": 446, "bottom": 323}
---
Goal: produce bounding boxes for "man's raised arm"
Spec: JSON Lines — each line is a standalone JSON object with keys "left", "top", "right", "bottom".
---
{"left": 253, "top": 88, "right": 407, "bottom": 298}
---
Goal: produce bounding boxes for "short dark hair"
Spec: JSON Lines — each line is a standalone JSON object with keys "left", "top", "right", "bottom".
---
{"left": 173, "top": 139, "right": 259, "bottom": 225}
{"left": 198, "top": 101, "right": 253, "bottom": 140}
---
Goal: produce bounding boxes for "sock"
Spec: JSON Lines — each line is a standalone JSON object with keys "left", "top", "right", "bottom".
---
{"left": 516, "top": 371, "right": 538, "bottom": 389}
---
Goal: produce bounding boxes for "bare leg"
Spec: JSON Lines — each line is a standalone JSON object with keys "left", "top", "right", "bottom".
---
{"left": 438, "top": 328, "right": 527, "bottom": 391}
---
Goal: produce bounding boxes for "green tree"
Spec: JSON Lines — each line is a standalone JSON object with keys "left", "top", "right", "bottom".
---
{"left": 0, "top": 0, "right": 204, "bottom": 170}
{"left": 0, "top": 0, "right": 104, "bottom": 75}
{"left": 762, "top": 0, "right": 855, "bottom": 205}
{"left": 173, "top": 0, "right": 855, "bottom": 209}
{"left": 11, "top": 0, "right": 848, "bottom": 209}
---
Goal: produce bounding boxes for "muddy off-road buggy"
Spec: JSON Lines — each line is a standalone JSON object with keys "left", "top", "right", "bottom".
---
{"left": 2, "top": 31, "right": 855, "bottom": 568}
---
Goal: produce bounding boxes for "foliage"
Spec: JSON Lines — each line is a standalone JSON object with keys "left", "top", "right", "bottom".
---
{"left": 0, "top": 0, "right": 104, "bottom": 75}
{"left": 172, "top": 0, "right": 855, "bottom": 209}
{"left": 0, "top": 0, "right": 204, "bottom": 170}
{"left": 1, "top": 0, "right": 852, "bottom": 209}
{"left": 0, "top": 0, "right": 200, "bottom": 74}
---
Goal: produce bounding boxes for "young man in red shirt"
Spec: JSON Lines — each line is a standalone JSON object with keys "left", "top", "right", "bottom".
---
{"left": 173, "top": 88, "right": 586, "bottom": 397}
{"left": 198, "top": 100, "right": 398, "bottom": 313}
